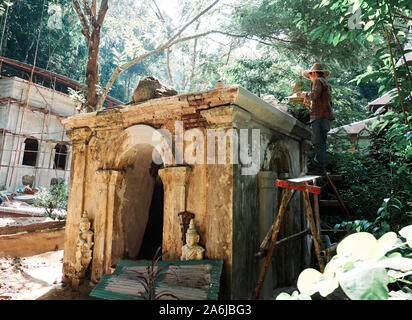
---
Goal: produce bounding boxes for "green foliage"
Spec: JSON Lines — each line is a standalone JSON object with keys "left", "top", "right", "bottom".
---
{"left": 221, "top": 55, "right": 296, "bottom": 98}
{"left": 226, "top": 0, "right": 380, "bottom": 128}
{"left": 313, "top": 0, "right": 411, "bottom": 48}
{"left": 277, "top": 226, "right": 412, "bottom": 300}
{"left": 329, "top": 113, "right": 411, "bottom": 237}
{"left": 1, "top": 1, "right": 87, "bottom": 81}
{"left": 327, "top": 140, "right": 393, "bottom": 221}
{"left": 323, "top": 0, "right": 411, "bottom": 237}
{"left": 67, "top": 87, "right": 87, "bottom": 112}
{"left": 33, "top": 183, "right": 68, "bottom": 219}
{"left": 231, "top": 0, "right": 376, "bottom": 66}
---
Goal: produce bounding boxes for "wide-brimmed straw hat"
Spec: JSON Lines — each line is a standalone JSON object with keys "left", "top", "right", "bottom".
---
{"left": 302, "top": 63, "right": 331, "bottom": 79}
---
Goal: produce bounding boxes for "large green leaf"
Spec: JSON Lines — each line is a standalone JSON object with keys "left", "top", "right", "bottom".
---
{"left": 332, "top": 33, "right": 341, "bottom": 46}
{"left": 314, "top": 274, "right": 340, "bottom": 297}
{"left": 339, "top": 266, "right": 389, "bottom": 300}
{"left": 373, "top": 232, "right": 398, "bottom": 258}
{"left": 337, "top": 232, "right": 377, "bottom": 260}
{"left": 297, "top": 268, "right": 322, "bottom": 295}
{"left": 376, "top": 257, "right": 412, "bottom": 272}
{"left": 363, "top": 20, "right": 374, "bottom": 31}
{"left": 388, "top": 290, "right": 412, "bottom": 300}
{"left": 399, "top": 225, "right": 412, "bottom": 248}
{"left": 276, "top": 292, "right": 292, "bottom": 300}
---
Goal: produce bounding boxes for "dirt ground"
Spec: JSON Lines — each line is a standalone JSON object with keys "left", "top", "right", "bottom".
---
{"left": 0, "top": 250, "right": 95, "bottom": 300}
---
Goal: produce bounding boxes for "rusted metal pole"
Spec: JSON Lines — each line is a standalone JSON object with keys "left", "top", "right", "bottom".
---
{"left": 252, "top": 188, "right": 295, "bottom": 300}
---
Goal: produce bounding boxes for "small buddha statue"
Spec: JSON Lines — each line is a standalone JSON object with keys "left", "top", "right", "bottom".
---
{"left": 74, "top": 211, "right": 94, "bottom": 277}
{"left": 181, "top": 219, "right": 205, "bottom": 261}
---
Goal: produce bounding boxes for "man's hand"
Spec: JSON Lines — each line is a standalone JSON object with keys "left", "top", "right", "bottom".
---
{"left": 299, "top": 92, "right": 308, "bottom": 98}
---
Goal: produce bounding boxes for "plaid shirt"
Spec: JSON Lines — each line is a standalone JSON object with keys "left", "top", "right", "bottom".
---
{"left": 304, "top": 77, "right": 335, "bottom": 123}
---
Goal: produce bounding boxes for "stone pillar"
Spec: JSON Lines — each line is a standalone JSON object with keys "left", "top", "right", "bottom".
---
{"left": 62, "top": 127, "right": 92, "bottom": 283}
{"left": 258, "top": 170, "right": 276, "bottom": 299}
{"left": 158, "top": 166, "right": 191, "bottom": 260}
{"left": 200, "top": 105, "right": 241, "bottom": 299}
{"left": 91, "top": 169, "right": 122, "bottom": 283}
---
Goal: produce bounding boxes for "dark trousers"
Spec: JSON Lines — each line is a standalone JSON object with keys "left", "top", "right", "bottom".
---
{"left": 311, "top": 118, "right": 330, "bottom": 171}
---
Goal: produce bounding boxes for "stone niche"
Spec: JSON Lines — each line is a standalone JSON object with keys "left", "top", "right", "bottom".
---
{"left": 61, "top": 85, "right": 312, "bottom": 299}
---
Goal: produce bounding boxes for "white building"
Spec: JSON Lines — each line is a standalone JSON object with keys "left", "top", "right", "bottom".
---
{"left": 0, "top": 57, "right": 123, "bottom": 192}
{"left": 0, "top": 76, "right": 77, "bottom": 191}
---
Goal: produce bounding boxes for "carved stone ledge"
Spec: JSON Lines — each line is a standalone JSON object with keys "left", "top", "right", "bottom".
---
{"left": 95, "top": 108, "right": 124, "bottom": 129}
{"left": 200, "top": 105, "right": 252, "bottom": 129}
{"left": 66, "top": 127, "right": 92, "bottom": 145}
{"left": 200, "top": 106, "right": 235, "bottom": 129}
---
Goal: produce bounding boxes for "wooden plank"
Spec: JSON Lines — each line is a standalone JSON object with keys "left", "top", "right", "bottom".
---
{"left": 0, "top": 220, "right": 65, "bottom": 235}
{"left": 319, "top": 200, "right": 340, "bottom": 207}
{"left": 257, "top": 224, "right": 274, "bottom": 253}
{"left": 275, "top": 179, "right": 321, "bottom": 194}
{"left": 287, "top": 175, "right": 322, "bottom": 183}
{"left": 255, "top": 229, "right": 310, "bottom": 259}
{"left": 0, "top": 228, "right": 65, "bottom": 257}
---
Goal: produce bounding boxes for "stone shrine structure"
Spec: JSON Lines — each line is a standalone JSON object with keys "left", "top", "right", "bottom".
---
{"left": 61, "top": 84, "right": 312, "bottom": 299}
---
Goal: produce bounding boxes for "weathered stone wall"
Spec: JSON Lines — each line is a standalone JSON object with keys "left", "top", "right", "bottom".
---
{"left": 229, "top": 112, "right": 310, "bottom": 299}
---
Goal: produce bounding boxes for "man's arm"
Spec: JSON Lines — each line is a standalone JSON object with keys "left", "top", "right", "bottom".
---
{"left": 305, "top": 78, "right": 322, "bottom": 100}
{"left": 299, "top": 79, "right": 322, "bottom": 107}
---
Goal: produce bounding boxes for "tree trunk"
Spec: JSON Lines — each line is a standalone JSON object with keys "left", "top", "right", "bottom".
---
{"left": 86, "top": 30, "right": 101, "bottom": 111}
{"left": 72, "top": 0, "right": 108, "bottom": 112}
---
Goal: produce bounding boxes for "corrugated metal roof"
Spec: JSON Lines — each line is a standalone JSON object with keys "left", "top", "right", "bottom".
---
{"left": 368, "top": 89, "right": 397, "bottom": 106}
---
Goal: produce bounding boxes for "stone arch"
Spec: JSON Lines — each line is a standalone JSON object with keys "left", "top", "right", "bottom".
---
{"left": 262, "top": 139, "right": 292, "bottom": 176}
{"left": 104, "top": 125, "right": 175, "bottom": 265}
{"left": 104, "top": 124, "right": 174, "bottom": 170}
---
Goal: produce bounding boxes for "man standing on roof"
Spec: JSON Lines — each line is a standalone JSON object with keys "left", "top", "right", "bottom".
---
{"left": 299, "top": 63, "right": 335, "bottom": 175}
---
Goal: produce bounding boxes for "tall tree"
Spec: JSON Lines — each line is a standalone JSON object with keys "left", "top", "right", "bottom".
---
{"left": 72, "top": 0, "right": 221, "bottom": 111}
{"left": 72, "top": 0, "right": 109, "bottom": 112}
